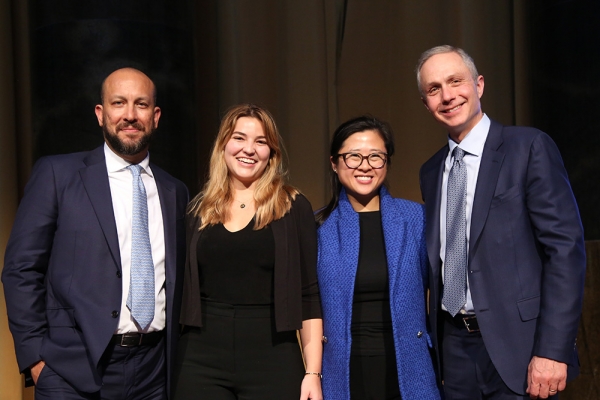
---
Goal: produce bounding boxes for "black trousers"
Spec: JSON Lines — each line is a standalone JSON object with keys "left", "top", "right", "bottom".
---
{"left": 442, "top": 314, "right": 558, "bottom": 400}
{"left": 172, "top": 301, "right": 305, "bottom": 400}
{"left": 34, "top": 336, "right": 166, "bottom": 400}
{"left": 350, "top": 353, "right": 401, "bottom": 400}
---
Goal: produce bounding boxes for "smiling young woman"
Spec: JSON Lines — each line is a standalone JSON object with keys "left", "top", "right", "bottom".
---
{"left": 173, "top": 104, "right": 323, "bottom": 400}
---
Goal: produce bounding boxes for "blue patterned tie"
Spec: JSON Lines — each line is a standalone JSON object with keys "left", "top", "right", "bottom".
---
{"left": 443, "top": 147, "right": 468, "bottom": 317}
{"left": 127, "top": 165, "right": 155, "bottom": 328}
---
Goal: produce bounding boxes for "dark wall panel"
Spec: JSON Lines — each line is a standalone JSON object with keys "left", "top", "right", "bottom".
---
{"left": 29, "top": 0, "right": 197, "bottom": 190}
{"left": 528, "top": 0, "right": 600, "bottom": 240}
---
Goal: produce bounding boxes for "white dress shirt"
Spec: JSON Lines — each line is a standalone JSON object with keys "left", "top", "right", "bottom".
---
{"left": 104, "top": 144, "right": 166, "bottom": 333}
{"left": 440, "top": 114, "right": 490, "bottom": 314}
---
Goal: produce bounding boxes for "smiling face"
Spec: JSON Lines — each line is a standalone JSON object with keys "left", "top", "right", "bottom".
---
{"left": 95, "top": 68, "right": 161, "bottom": 164}
{"left": 419, "top": 51, "right": 484, "bottom": 142}
{"left": 332, "top": 129, "right": 387, "bottom": 211}
{"left": 224, "top": 117, "right": 271, "bottom": 188}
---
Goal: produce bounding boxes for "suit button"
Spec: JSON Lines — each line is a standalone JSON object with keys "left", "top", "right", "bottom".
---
{"left": 417, "top": 331, "right": 423, "bottom": 338}
{"left": 116, "top": 271, "right": 122, "bottom": 278}
{"left": 322, "top": 336, "right": 328, "bottom": 344}
{"left": 111, "top": 310, "right": 119, "bottom": 318}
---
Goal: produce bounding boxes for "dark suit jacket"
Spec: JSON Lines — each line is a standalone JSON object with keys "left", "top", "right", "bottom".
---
{"left": 419, "top": 120, "right": 586, "bottom": 394}
{"left": 2, "top": 145, "right": 188, "bottom": 394}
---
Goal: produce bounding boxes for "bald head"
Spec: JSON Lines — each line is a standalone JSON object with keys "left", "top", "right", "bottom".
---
{"left": 100, "top": 68, "right": 157, "bottom": 106}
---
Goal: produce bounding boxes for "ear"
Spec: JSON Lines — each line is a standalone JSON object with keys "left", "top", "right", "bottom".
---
{"left": 94, "top": 105, "right": 104, "bottom": 126}
{"left": 153, "top": 106, "right": 162, "bottom": 128}
{"left": 330, "top": 156, "right": 338, "bottom": 172}
{"left": 476, "top": 75, "right": 485, "bottom": 99}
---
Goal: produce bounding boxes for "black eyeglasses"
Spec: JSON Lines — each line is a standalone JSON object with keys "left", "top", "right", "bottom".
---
{"left": 336, "top": 152, "right": 388, "bottom": 169}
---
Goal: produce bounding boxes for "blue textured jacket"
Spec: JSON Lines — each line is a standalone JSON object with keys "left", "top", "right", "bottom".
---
{"left": 317, "top": 187, "right": 440, "bottom": 399}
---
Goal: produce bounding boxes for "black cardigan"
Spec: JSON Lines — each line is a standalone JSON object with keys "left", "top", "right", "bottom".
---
{"left": 179, "top": 194, "right": 322, "bottom": 332}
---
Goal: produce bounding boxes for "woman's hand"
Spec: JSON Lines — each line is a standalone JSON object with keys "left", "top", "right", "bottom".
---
{"left": 300, "top": 373, "right": 323, "bottom": 400}
{"left": 299, "top": 318, "right": 324, "bottom": 400}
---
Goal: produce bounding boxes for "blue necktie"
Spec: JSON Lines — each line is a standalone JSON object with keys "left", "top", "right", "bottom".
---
{"left": 443, "top": 147, "right": 468, "bottom": 317}
{"left": 126, "top": 164, "right": 155, "bottom": 328}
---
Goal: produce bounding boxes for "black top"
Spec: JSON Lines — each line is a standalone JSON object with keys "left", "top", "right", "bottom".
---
{"left": 198, "top": 220, "right": 275, "bottom": 305}
{"left": 180, "top": 194, "right": 322, "bottom": 332}
{"left": 351, "top": 211, "right": 394, "bottom": 356}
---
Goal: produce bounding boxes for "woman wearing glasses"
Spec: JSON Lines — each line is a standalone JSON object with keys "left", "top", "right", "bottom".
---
{"left": 315, "top": 116, "right": 440, "bottom": 399}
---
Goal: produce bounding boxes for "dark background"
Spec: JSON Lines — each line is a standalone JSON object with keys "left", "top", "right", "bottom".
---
{"left": 22, "top": 0, "right": 600, "bottom": 239}
{"left": 1, "top": 1, "right": 599, "bottom": 398}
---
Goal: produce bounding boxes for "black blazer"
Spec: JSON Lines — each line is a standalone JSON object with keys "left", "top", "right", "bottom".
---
{"left": 179, "top": 194, "right": 322, "bottom": 332}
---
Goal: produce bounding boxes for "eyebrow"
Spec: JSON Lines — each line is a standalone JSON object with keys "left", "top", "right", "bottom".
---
{"left": 232, "top": 132, "right": 267, "bottom": 139}
{"left": 346, "top": 148, "right": 385, "bottom": 152}
{"left": 109, "top": 95, "right": 153, "bottom": 102}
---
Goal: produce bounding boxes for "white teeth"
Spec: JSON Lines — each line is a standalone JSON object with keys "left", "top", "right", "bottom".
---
{"left": 238, "top": 157, "right": 256, "bottom": 164}
{"left": 356, "top": 176, "right": 372, "bottom": 181}
{"left": 446, "top": 104, "right": 462, "bottom": 113}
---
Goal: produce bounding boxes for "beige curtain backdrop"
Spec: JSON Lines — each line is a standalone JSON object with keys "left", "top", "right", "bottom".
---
{"left": 195, "top": 1, "right": 528, "bottom": 206}
{"left": 0, "top": 0, "right": 20, "bottom": 398}
{"left": 1, "top": 0, "right": 34, "bottom": 398}
{"left": 0, "top": 1, "right": 597, "bottom": 398}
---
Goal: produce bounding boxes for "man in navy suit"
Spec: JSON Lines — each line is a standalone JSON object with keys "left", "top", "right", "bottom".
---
{"left": 2, "top": 68, "right": 188, "bottom": 399}
{"left": 417, "top": 45, "right": 586, "bottom": 399}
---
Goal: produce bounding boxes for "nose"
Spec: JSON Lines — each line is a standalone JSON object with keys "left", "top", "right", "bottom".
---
{"left": 441, "top": 85, "right": 456, "bottom": 103}
{"left": 123, "top": 104, "right": 137, "bottom": 122}
{"left": 356, "top": 157, "right": 371, "bottom": 171}
{"left": 242, "top": 141, "right": 256, "bottom": 155}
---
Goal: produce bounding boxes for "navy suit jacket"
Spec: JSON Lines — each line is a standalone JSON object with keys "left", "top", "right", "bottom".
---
{"left": 419, "top": 120, "right": 586, "bottom": 394}
{"left": 2, "top": 145, "right": 188, "bottom": 394}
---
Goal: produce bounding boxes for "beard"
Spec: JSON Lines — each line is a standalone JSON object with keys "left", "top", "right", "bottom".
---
{"left": 102, "top": 121, "right": 153, "bottom": 157}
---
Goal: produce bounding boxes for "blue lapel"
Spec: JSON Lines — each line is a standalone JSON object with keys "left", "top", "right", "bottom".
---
{"left": 320, "top": 187, "right": 403, "bottom": 298}
{"left": 332, "top": 189, "right": 360, "bottom": 295}
{"left": 469, "top": 121, "right": 505, "bottom": 262}
{"left": 380, "top": 186, "right": 405, "bottom": 292}
{"left": 79, "top": 146, "right": 122, "bottom": 272}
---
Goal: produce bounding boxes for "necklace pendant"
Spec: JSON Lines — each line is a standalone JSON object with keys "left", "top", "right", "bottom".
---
{"left": 240, "top": 203, "right": 246, "bottom": 209}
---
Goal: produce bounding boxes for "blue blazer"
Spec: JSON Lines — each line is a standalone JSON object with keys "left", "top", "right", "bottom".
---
{"left": 419, "top": 120, "right": 586, "bottom": 394}
{"left": 2, "top": 146, "right": 188, "bottom": 393}
{"left": 317, "top": 187, "right": 440, "bottom": 400}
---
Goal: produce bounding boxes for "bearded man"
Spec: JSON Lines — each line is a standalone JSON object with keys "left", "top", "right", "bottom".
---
{"left": 2, "top": 68, "right": 189, "bottom": 399}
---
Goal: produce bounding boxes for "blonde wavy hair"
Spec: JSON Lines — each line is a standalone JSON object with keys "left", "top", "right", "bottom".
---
{"left": 189, "top": 104, "right": 298, "bottom": 230}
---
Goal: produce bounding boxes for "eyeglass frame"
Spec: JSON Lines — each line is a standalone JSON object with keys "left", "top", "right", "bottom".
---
{"left": 335, "top": 152, "right": 388, "bottom": 169}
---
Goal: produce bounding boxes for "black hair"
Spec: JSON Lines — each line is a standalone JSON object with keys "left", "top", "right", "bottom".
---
{"left": 315, "top": 115, "right": 395, "bottom": 225}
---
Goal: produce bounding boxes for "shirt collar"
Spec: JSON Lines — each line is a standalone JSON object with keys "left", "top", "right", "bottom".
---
{"left": 103, "top": 142, "right": 152, "bottom": 176}
{"left": 447, "top": 113, "right": 490, "bottom": 158}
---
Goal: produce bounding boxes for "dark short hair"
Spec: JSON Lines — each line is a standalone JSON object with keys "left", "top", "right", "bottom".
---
{"left": 315, "top": 115, "right": 395, "bottom": 225}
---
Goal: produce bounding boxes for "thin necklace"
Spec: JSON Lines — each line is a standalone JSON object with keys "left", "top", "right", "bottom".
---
{"left": 233, "top": 198, "right": 252, "bottom": 209}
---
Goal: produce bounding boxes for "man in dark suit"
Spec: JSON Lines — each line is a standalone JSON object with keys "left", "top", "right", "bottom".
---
{"left": 417, "top": 45, "right": 586, "bottom": 399}
{"left": 2, "top": 68, "right": 188, "bottom": 399}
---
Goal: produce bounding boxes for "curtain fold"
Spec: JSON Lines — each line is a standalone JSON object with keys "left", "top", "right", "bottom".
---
{"left": 568, "top": 240, "right": 600, "bottom": 399}
{"left": 1, "top": 1, "right": 31, "bottom": 399}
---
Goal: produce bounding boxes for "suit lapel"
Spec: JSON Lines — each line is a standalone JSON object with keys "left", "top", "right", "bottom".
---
{"left": 469, "top": 121, "right": 505, "bottom": 259}
{"left": 421, "top": 147, "right": 447, "bottom": 281}
{"left": 154, "top": 167, "right": 177, "bottom": 285}
{"left": 79, "top": 146, "right": 122, "bottom": 271}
